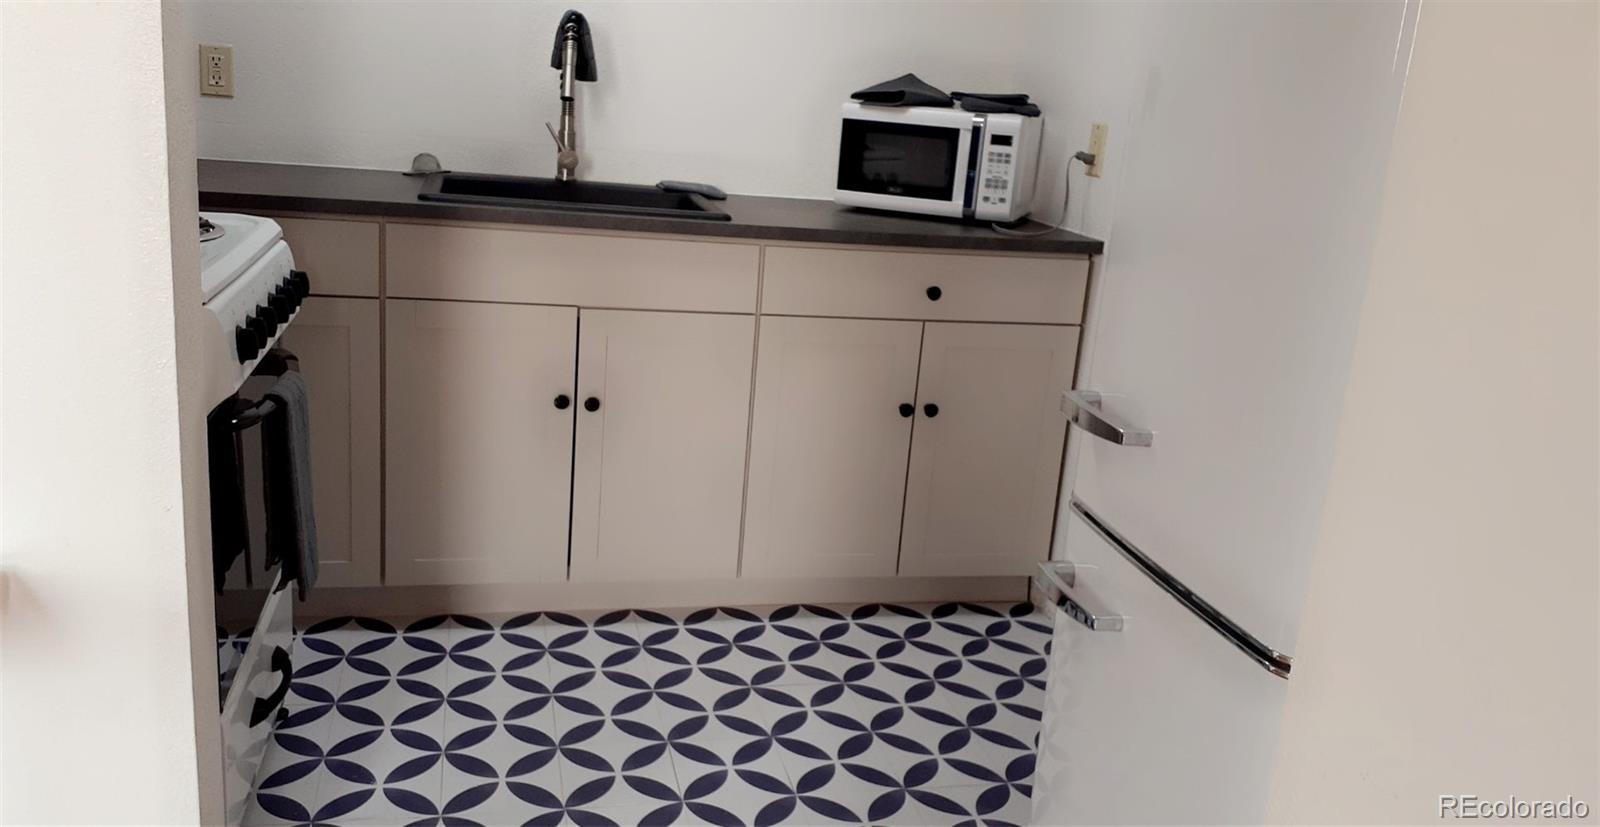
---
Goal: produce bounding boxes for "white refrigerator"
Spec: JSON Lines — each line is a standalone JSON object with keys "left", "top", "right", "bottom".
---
{"left": 1027, "top": 2, "right": 1420, "bottom": 823}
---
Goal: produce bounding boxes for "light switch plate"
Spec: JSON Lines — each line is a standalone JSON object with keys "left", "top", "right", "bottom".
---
{"left": 200, "top": 44, "right": 233, "bottom": 98}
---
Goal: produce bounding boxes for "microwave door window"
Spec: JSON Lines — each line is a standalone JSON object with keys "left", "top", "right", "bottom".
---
{"left": 839, "top": 119, "right": 959, "bottom": 201}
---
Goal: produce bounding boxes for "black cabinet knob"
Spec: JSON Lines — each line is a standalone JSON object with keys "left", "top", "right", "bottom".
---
{"left": 923, "top": 403, "right": 940, "bottom": 418}
{"left": 584, "top": 397, "right": 601, "bottom": 412}
{"left": 235, "top": 325, "right": 261, "bottom": 363}
{"left": 554, "top": 394, "right": 571, "bottom": 410}
{"left": 898, "top": 403, "right": 915, "bottom": 418}
{"left": 926, "top": 286, "right": 943, "bottom": 301}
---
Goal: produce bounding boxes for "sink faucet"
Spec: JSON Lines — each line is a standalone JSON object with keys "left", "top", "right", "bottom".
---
{"left": 546, "top": 11, "right": 595, "bottom": 182}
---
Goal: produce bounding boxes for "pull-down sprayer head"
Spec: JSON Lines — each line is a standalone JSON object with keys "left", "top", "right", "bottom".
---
{"left": 549, "top": 10, "right": 597, "bottom": 84}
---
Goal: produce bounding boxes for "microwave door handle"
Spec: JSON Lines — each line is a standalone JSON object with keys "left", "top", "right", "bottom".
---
{"left": 963, "top": 114, "right": 985, "bottom": 217}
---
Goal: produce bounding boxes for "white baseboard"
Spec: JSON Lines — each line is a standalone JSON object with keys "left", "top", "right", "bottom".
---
{"left": 246, "top": 576, "right": 1030, "bottom": 622}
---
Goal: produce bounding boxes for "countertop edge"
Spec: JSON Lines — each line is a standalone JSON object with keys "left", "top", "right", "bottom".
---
{"left": 197, "top": 161, "right": 1105, "bottom": 257}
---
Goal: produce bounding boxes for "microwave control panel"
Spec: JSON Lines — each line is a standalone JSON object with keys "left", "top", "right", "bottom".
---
{"left": 973, "top": 116, "right": 1041, "bottom": 222}
{"left": 980, "top": 142, "right": 1017, "bottom": 208}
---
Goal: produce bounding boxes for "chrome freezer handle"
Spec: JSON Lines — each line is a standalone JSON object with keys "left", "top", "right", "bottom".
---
{"left": 1062, "top": 390, "right": 1154, "bottom": 447}
{"left": 1068, "top": 497, "right": 1293, "bottom": 679}
{"left": 1037, "top": 561, "right": 1125, "bottom": 632}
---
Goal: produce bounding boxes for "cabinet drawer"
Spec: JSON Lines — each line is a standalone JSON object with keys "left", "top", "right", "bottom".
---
{"left": 276, "top": 217, "right": 380, "bottom": 297}
{"left": 762, "top": 246, "right": 1088, "bottom": 324}
{"left": 387, "top": 223, "right": 759, "bottom": 312}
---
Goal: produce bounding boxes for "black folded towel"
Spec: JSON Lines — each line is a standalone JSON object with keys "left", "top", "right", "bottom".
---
{"left": 550, "top": 9, "right": 597, "bottom": 82}
{"left": 851, "top": 73, "right": 953, "bottom": 108}
{"left": 262, "top": 370, "right": 318, "bottom": 600}
{"left": 952, "top": 91, "right": 1041, "bottom": 117}
{"left": 207, "top": 403, "right": 251, "bottom": 593}
{"left": 952, "top": 92, "right": 1031, "bottom": 105}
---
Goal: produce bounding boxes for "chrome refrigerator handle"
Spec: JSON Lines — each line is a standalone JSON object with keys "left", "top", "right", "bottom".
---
{"left": 1037, "top": 561, "right": 1125, "bottom": 632}
{"left": 1062, "top": 390, "right": 1154, "bottom": 447}
{"left": 1069, "top": 496, "right": 1293, "bottom": 679}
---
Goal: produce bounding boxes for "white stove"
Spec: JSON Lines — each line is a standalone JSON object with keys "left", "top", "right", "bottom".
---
{"left": 199, "top": 211, "right": 308, "bottom": 395}
{"left": 200, "top": 211, "right": 311, "bottom": 827}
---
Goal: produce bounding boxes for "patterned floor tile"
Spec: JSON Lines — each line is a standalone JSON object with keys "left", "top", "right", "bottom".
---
{"left": 244, "top": 601, "right": 1047, "bottom": 826}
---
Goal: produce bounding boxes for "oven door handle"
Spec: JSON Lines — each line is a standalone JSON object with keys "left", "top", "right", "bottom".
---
{"left": 248, "top": 646, "right": 293, "bottom": 727}
{"left": 229, "top": 348, "right": 300, "bottom": 430}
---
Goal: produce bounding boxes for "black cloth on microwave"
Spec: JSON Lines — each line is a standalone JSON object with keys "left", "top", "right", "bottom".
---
{"left": 850, "top": 73, "right": 953, "bottom": 107}
{"left": 951, "top": 91, "right": 1041, "bottom": 117}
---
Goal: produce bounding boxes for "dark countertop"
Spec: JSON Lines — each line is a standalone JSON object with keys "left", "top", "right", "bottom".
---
{"left": 198, "top": 160, "right": 1103, "bottom": 256}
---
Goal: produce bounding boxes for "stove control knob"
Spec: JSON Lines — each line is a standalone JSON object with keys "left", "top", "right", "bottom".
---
{"left": 279, "top": 283, "right": 302, "bottom": 311}
{"left": 254, "top": 304, "right": 278, "bottom": 331}
{"left": 246, "top": 312, "right": 272, "bottom": 344}
{"left": 268, "top": 290, "right": 293, "bottom": 318}
{"left": 235, "top": 324, "right": 261, "bottom": 363}
{"left": 289, "top": 269, "right": 311, "bottom": 299}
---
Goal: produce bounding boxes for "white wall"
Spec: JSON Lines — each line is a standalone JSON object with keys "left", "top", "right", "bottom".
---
{"left": 1010, "top": 1, "right": 1140, "bottom": 241}
{"left": 1267, "top": 1, "right": 1599, "bottom": 820}
{"left": 188, "top": 0, "right": 1034, "bottom": 199}
{"left": 0, "top": 1, "right": 220, "bottom": 822}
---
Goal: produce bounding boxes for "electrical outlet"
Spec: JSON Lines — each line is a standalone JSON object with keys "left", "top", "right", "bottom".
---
{"left": 1086, "top": 123, "right": 1108, "bottom": 178}
{"left": 200, "top": 44, "right": 234, "bottom": 98}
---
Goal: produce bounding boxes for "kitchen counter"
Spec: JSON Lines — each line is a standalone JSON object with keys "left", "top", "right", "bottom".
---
{"left": 198, "top": 159, "right": 1103, "bottom": 256}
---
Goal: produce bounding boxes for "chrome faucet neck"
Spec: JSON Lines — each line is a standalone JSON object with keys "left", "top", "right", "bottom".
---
{"left": 554, "top": 26, "right": 580, "bottom": 181}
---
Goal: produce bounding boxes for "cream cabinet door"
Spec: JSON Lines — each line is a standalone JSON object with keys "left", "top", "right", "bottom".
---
{"left": 741, "top": 316, "right": 923, "bottom": 578}
{"left": 277, "top": 297, "right": 381, "bottom": 587}
{"left": 385, "top": 299, "right": 577, "bottom": 585}
{"left": 899, "top": 322, "right": 1079, "bottom": 576}
{"left": 570, "top": 310, "right": 755, "bottom": 582}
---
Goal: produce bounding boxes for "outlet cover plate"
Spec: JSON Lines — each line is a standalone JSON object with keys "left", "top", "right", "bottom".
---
{"left": 200, "top": 44, "right": 234, "bottom": 98}
{"left": 1086, "top": 123, "right": 1107, "bottom": 178}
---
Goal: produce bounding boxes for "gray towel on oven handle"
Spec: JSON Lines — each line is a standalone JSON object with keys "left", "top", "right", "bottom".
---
{"left": 263, "top": 369, "right": 318, "bottom": 599}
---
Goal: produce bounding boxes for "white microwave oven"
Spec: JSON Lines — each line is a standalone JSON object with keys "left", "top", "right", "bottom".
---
{"left": 834, "top": 101, "right": 1042, "bottom": 222}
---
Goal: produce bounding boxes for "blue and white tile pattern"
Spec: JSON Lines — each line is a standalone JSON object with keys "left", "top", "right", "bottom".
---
{"left": 245, "top": 602, "right": 1050, "bottom": 827}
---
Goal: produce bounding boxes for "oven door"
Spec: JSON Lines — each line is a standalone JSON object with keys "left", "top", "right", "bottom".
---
{"left": 208, "top": 349, "right": 302, "bottom": 827}
{"left": 834, "top": 102, "right": 975, "bottom": 218}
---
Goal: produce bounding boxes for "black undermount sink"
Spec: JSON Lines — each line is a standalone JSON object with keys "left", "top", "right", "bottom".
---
{"left": 418, "top": 173, "right": 731, "bottom": 221}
